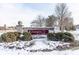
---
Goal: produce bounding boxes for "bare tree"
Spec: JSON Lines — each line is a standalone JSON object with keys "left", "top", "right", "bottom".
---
{"left": 37, "top": 15, "right": 44, "bottom": 27}
{"left": 31, "top": 15, "right": 57, "bottom": 27}
{"left": 31, "top": 15, "right": 45, "bottom": 27}
{"left": 55, "top": 3, "right": 72, "bottom": 31}
{"left": 63, "top": 17, "right": 74, "bottom": 30}
{"left": 45, "top": 15, "right": 57, "bottom": 27}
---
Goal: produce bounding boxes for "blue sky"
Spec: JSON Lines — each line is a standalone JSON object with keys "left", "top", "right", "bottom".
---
{"left": 15, "top": 3, "right": 55, "bottom": 16}
{"left": 0, "top": 3, "right": 78, "bottom": 27}
{"left": 16, "top": 3, "right": 55, "bottom": 10}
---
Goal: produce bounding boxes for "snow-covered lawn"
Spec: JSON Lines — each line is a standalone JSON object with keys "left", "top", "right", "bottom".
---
{"left": 0, "top": 40, "right": 77, "bottom": 55}
{"left": 0, "top": 38, "right": 73, "bottom": 55}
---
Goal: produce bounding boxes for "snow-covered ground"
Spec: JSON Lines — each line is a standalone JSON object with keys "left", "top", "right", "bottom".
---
{"left": 0, "top": 38, "right": 73, "bottom": 55}
{"left": 0, "top": 40, "right": 77, "bottom": 55}
{"left": 0, "top": 31, "right": 79, "bottom": 55}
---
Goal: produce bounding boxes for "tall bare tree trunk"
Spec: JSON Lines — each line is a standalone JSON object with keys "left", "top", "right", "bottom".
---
{"left": 55, "top": 3, "right": 72, "bottom": 32}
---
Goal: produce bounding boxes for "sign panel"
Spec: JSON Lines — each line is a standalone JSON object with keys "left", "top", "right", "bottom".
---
{"left": 28, "top": 30, "right": 48, "bottom": 35}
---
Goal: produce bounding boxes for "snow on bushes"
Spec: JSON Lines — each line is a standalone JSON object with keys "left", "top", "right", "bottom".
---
{"left": 21, "top": 32, "right": 32, "bottom": 41}
{"left": 0, "top": 32, "right": 32, "bottom": 42}
{"left": 47, "top": 32, "right": 74, "bottom": 42}
{"left": 13, "top": 32, "right": 21, "bottom": 41}
{"left": 1, "top": 32, "right": 16, "bottom": 42}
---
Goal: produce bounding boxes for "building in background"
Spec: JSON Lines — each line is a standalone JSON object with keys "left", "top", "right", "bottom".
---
{"left": 31, "top": 20, "right": 40, "bottom": 27}
{"left": 75, "top": 25, "right": 79, "bottom": 31}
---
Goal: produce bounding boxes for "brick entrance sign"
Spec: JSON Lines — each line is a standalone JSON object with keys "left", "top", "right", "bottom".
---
{"left": 28, "top": 30, "right": 48, "bottom": 35}
{"left": 23, "top": 27, "right": 54, "bottom": 35}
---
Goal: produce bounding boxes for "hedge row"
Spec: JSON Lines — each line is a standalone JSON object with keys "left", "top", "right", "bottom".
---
{"left": 47, "top": 32, "right": 74, "bottom": 42}
{"left": 0, "top": 32, "right": 32, "bottom": 42}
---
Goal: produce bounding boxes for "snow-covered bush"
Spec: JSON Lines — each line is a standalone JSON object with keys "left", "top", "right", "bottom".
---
{"left": 64, "top": 32, "right": 74, "bottom": 37}
{"left": 22, "top": 32, "right": 32, "bottom": 41}
{"left": 47, "top": 33, "right": 57, "bottom": 41}
{"left": 47, "top": 32, "right": 74, "bottom": 42}
{"left": 62, "top": 35, "right": 74, "bottom": 42}
{"left": 13, "top": 32, "right": 21, "bottom": 41}
{"left": 56, "top": 32, "right": 74, "bottom": 42}
{"left": 55, "top": 32, "right": 64, "bottom": 41}
{"left": 0, "top": 32, "right": 32, "bottom": 42}
{"left": 1, "top": 32, "right": 17, "bottom": 42}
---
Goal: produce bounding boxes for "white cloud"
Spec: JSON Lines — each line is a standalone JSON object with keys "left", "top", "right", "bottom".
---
{"left": 0, "top": 4, "right": 50, "bottom": 27}
{"left": 67, "top": 3, "right": 79, "bottom": 25}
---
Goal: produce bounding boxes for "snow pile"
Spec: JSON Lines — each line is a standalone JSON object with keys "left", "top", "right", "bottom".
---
{"left": 0, "top": 39, "right": 72, "bottom": 55}
{"left": 0, "top": 38, "right": 79, "bottom": 55}
{"left": 0, "top": 38, "right": 71, "bottom": 52}
{"left": 27, "top": 40, "right": 49, "bottom": 50}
